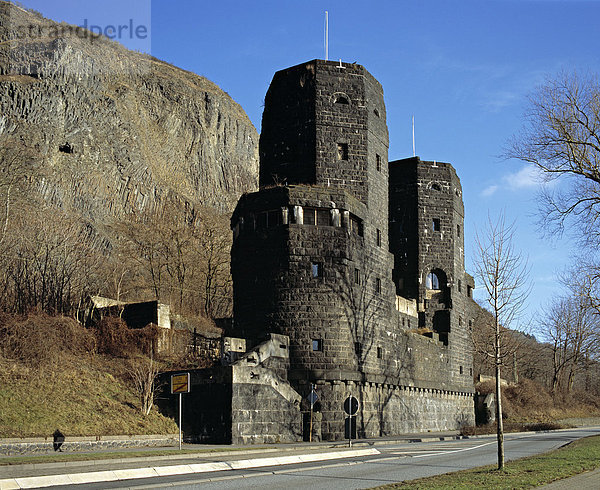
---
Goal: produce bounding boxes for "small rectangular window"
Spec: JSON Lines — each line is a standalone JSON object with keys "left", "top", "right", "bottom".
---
{"left": 376, "top": 277, "right": 381, "bottom": 294}
{"left": 376, "top": 228, "right": 381, "bottom": 247}
{"left": 458, "top": 280, "right": 462, "bottom": 293}
{"left": 457, "top": 224, "right": 461, "bottom": 237}
{"left": 337, "top": 143, "right": 349, "bottom": 160}
{"left": 377, "top": 346, "right": 382, "bottom": 359}
{"left": 354, "top": 268, "right": 360, "bottom": 285}
{"left": 432, "top": 218, "right": 441, "bottom": 232}
{"left": 460, "top": 365, "right": 464, "bottom": 375}
{"left": 317, "top": 209, "right": 331, "bottom": 226}
{"left": 312, "top": 339, "right": 323, "bottom": 351}
{"left": 467, "top": 285, "right": 473, "bottom": 298}
{"left": 349, "top": 214, "right": 363, "bottom": 236}
{"left": 376, "top": 154, "right": 381, "bottom": 172}
{"left": 304, "top": 207, "right": 316, "bottom": 225}
{"left": 311, "top": 262, "right": 322, "bottom": 278}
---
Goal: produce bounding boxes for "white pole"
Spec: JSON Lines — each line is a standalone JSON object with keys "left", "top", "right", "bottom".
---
{"left": 309, "top": 383, "right": 314, "bottom": 443}
{"left": 412, "top": 115, "right": 416, "bottom": 157}
{"left": 325, "top": 11, "right": 329, "bottom": 61}
{"left": 179, "top": 392, "right": 182, "bottom": 450}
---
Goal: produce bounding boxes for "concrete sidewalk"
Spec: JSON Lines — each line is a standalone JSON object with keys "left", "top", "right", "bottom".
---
{"left": 541, "top": 467, "right": 600, "bottom": 489}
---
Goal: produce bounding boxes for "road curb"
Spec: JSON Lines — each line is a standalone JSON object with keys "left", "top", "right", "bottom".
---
{"left": 0, "top": 448, "right": 380, "bottom": 489}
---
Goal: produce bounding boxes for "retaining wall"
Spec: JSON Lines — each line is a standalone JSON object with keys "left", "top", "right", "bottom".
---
{"left": 0, "top": 434, "right": 178, "bottom": 456}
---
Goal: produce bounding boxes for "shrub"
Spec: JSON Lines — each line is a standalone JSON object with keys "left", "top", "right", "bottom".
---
{"left": 505, "top": 378, "right": 553, "bottom": 410}
{"left": 93, "top": 317, "right": 159, "bottom": 358}
{"left": 0, "top": 313, "right": 95, "bottom": 366}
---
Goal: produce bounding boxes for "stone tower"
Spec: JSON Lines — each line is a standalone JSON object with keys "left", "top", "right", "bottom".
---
{"left": 389, "top": 157, "right": 474, "bottom": 391}
{"left": 231, "top": 60, "right": 474, "bottom": 440}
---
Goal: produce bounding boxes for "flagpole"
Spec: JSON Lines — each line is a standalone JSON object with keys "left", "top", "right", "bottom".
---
{"left": 325, "top": 11, "right": 329, "bottom": 61}
{"left": 412, "top": 115, "right": 416, "bottom": 157}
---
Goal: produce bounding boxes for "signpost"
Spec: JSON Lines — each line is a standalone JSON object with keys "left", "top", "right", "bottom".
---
{"left": 171, "top": 373, "right": 190, "bottom": 450}
{"left": 343, "top": 394, "right": 359, "bottom": 447}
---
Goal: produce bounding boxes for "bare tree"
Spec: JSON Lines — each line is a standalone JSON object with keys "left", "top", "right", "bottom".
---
{"left": 128, "top": 353, "right": 160, "bottom": 415}
{"left": 560, "top": 255, "right": 600, "bottom": 316}
{"left": 506, "top": 71, "right": 600, "bottom": 242}
{"left": 0, "top": 202, "right": 103, "bottom": 316}
{"left": 114, "top": 203, "right": 232, "bottom": 318}
{"left": 474, "top": 214, "right": 531, "bottom": 470}
{"left": 194, "top": 208, "right": 232, "bottom": 318}
{"left": 538, "top": 264, "right": 600, "bottom": 395}
{"left": 541, "top": 295, "right": 598, "bottom": 393}
{"left": 471, "top": 304, "right": 534, "bottom": 384}
{"left": 506, "top": 68, "right": 600, "bottom": 394}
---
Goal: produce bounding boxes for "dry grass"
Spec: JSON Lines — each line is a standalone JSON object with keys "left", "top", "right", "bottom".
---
{"left": 463, "top": 378, "right": 600, "bottom": 435}
{"left": 0, "top": 355, "right": 177, "bottom": 438}
{"left": 0, "top": 313, "right": 177, "bottom": 438}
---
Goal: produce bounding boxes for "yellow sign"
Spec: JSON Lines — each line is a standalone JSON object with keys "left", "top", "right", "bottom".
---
{"left": 171, "top": 373, "right": 190, "bottom": 394}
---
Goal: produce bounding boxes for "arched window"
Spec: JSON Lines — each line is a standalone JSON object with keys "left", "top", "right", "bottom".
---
{"left": 426, "top": 272, "right": 440, "bottom": 290}
{"left": 431, "top": 183, "right": 441, "bottom": 191}
{"left": 333, "top": 93, "right": 350, "bottom": 105}
{"left": 426, "top": 268, "right": 448, "bottom": 291}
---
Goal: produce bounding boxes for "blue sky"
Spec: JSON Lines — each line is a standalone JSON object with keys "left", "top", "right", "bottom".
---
{"left": 16, "top": 0, "right": 600, "bottom": 331}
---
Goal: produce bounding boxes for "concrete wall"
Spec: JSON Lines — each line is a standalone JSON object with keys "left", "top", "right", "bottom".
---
{"left": 158, "top": 362, "right": 302, "bottom": 444}
{"left": 302, "top": 381, "right": 473, "bottom": 440}
{"left": 231, "top": 365, "right": 302, "bottom": 444}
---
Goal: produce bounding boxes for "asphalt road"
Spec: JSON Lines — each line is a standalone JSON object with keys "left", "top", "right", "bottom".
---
{"left": 57, "top": 427, "right": 599, "bottom": 489}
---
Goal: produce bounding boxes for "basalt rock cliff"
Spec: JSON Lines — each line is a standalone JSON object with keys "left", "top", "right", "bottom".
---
{"left": 0, "top": 1, "right": 258, "bottom": 223}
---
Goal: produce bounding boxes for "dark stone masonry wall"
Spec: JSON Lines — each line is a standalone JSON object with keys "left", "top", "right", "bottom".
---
{"left": 389, "top": 157, "right": 473, "bottom": 393}
{"left": 232, "top": 184, "right": 396, "bottom": 379}
{"left": 222, "top": 364, "right": 302, "bottom": 445}
{"left": 259, "top": 63, "right": 316, "bottom": 188}
{"left": 229, "top": 60, "right": 475, "bottom": 442}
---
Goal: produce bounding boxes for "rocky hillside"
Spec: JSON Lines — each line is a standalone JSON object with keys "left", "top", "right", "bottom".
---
{"left": 0, "top": 1, "right": 258, "bottom": 221}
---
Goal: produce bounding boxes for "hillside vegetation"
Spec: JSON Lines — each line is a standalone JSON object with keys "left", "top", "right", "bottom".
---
{"left": 2, "top": 313, "right": 600, "bottom": 439}
{"left": 0, "top": 314, "right": 178, "bottom": 438}
{"left": 463, "top": 378, "right": 600, "bottom": 436}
